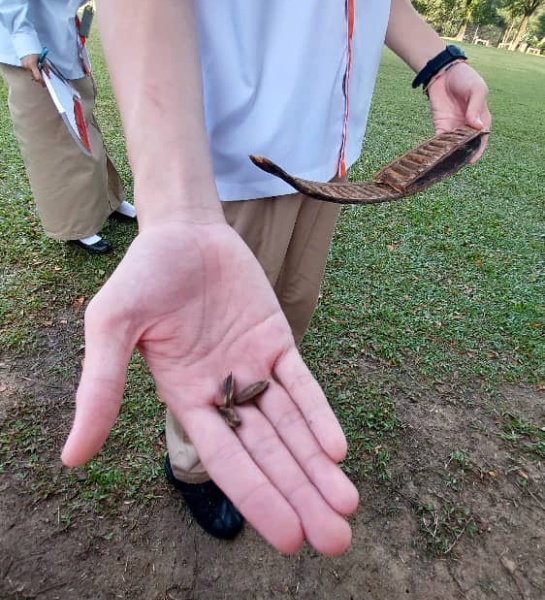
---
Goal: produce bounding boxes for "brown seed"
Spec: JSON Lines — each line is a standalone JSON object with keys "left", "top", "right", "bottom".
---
{"left": 222, "top": 373, "right": 235, "bottom": 407}
{"left": 234, "top": 380, "right": 269, "bottom": 405}
{"left": 218, "top": 406, "right": 241, "bottom": 428}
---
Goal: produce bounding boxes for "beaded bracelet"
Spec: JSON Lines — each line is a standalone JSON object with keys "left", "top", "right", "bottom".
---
{"left": 423, "top": 59, "right": 467, "bottom": 96}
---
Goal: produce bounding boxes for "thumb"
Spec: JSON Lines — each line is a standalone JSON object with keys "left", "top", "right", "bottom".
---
{"left": 21, "top": 54, "right": 44, "bottom": 85}
{"left": 61, "top": 312, "right": 133, "bottom": 467}
{"left": 31, "top": 65, "right": 44, "bottom": 85}
{"left": 465, "top": 91, "right": 487, "bottom": 131}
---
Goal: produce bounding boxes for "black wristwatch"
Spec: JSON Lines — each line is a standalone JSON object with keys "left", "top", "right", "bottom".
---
{"left": 412, "top": 45, "right": 467, "bottom": 89}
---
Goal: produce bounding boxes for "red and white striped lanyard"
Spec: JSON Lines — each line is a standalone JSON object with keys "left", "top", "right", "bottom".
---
{"left": 337, "top": 0, "right": 355, "bottom": 178}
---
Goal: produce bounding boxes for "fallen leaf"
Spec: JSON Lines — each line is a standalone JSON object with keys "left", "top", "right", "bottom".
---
{"left": 72, "top": 296, "right": 86, "bottom": 308}
{"left": 501, "top": 557, "right": 517, "bottom": 574}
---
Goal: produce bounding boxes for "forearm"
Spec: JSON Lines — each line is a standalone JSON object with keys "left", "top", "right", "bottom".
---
{"left": 0, "top": 0, "right": 42, "bottom": 59}
{"left": 96, "top": 0, "right": 222, "bottom": 227}
{"left": 385, "top": 0, "right": 445, "bottom": 72}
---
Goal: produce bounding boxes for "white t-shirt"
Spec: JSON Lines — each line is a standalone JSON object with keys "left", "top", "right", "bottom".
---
{"left": 195, "top": 0, "right": 391, "bottom": 200}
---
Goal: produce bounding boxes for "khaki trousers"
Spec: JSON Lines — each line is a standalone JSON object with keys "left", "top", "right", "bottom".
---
{"left": 0, "top": 64, "right": 124, "bottom": 240}
{"left": 166, "top": 192, "right": 341, "bottom": 483}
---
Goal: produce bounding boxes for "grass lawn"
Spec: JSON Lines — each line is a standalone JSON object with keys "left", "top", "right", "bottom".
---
{"left": 0, "top": 38, "right": 544, "bottom": 529}
{"left": 307, "top": 43, "right": 545, "bottom": 474}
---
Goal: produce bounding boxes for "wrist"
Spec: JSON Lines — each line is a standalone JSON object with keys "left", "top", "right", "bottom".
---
{"left": 134, "top": 181, "right": 225, "bottom": 230}
{"left": 423, "top": 59, "right": 467, "bottom": 96}
{"left": 132, "top": 149, "right": 225, "bottom": 225}
{"left": 412, "top": 45, "right": 467, "bottom": 89}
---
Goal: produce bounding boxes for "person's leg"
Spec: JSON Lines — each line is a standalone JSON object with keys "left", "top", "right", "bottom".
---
{"left": 272, "top": 197, "right": 340, "bottom": 345}
{"left": 222, "top": 193, "right": 340, "bottom": 345}
{"left": 164, "top": 192, "right": 339, "bottom": 538}
{"left": 0, "top": 65, "right": 125, "bottom": 248}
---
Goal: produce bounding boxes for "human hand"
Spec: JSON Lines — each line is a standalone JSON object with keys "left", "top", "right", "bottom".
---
{"left": 61, "top": 221, "right": 359, "bottom": 555}
{"left": 21, "top": 53, "right": 45, "bottom": 86}
{"left": 427, "top": 61, "right": 491, "bottom": 162}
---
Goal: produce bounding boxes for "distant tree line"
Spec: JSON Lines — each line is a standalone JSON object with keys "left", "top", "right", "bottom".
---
{"left": 413, "top": 0, "right": 545, "bottom": 50}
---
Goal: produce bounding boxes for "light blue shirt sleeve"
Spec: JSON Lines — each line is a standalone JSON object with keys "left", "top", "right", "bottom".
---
{"left": 0, "top": 0, "right": 43, "bottom": 60}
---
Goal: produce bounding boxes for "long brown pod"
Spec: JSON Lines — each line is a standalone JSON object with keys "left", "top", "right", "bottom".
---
{"left": 249, "top": 127, "right": 488, "bottom": 205}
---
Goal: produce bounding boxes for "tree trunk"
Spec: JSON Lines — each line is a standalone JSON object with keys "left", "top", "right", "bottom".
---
{"left": 456, "top": 20, "right": 469, "bottom": 41}
{"left": 501, "top": 20, "right": 515, "bottom": 45}
{"left": 511, "top": 15, "right": 531, "bottom": 50}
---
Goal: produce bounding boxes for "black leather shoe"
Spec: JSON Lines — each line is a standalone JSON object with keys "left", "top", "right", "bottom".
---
{"left": 164, "top": 454, "right": 244, "bottom": 540}
{"left": 70, "top": 238, "right": 113, "bottom": 254}
{"left": 108, "top": 210, "right": 137, "bottom": 224}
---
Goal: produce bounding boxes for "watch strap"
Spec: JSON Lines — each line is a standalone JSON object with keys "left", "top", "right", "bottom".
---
{"left": 412, "top": 45, "right": 467, "bottom": 89}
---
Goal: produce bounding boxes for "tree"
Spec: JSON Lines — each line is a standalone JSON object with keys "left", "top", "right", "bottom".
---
{"left": 456, "top": 0, "right": 478, "bottom": 40}
{"left": 417, "top": 0, "right": 508, "bottom": 39}
{"left": 505, "top": 0, "right": 545, "bottom": 47}
{"left": 416, "top": 0, "right": 461, "bottom": 36}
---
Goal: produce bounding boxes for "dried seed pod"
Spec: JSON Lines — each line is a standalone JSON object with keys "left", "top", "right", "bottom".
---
{"left": 218, "top": 405, "right": 241, "bottom": 428}
{"left": 249, "top": 127, "right": 488, "bottom": 205}
{"left": 234, "top": 380, "right": 269, "bottom": 405}
{"left": 222, "top": 372, "right": 235, "bottom": 407}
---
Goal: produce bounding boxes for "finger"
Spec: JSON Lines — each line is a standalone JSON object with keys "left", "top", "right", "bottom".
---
{"left": 61, "top": 305, "right": 133, "bottom": 466}
{"left": 179, "top": 405, "right": 306, "bottom": 554}
{"left": 234, "top": 403, "right": 353, "bottom": 555}
{"left": 30, "top": 66, "right": 44, "bottom": 85}
{"left": 252, "top": 381, "right": 359, "bottom": 516}
{"left": 274, "top": 348, "right": 348, "bottom": 462}
{"left": 468, "top": 112, "right": 491, "bottom": 164}
{"left": 463, "top": 85, "right": 490, "bottom": 161}
{"left": 469, "top": 131, "right": 490, "bottom": 163}
{"left": 465, "top": 86, "right": 489, "bottom": 130}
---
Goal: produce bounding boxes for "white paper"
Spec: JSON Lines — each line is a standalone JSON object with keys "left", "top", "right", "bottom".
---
{"left": 41, "top": 58, "right": 93, "bottom": 156}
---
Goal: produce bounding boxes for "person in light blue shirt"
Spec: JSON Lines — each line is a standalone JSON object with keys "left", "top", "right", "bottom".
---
{"left": 0, "top": 0, "right": 135, "bottom": 253}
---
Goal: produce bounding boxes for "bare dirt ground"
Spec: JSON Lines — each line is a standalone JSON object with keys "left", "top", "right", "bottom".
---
{"left": 1, "top": 315, "right": 544, "bottom": 600}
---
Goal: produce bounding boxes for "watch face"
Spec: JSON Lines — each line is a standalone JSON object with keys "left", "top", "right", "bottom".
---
{"left": 447, "top": 45, "right": 465, "bottom": 58}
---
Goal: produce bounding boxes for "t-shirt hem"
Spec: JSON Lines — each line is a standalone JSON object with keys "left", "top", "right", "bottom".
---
{"left": 217, "top": 147, "right": 362, "bottom": 202}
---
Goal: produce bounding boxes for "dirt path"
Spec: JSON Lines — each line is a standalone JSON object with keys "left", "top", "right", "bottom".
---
{"left": 1, "top": 333, "right": 544, "bottom": 600}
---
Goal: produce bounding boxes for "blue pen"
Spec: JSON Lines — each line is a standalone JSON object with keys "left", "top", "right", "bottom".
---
{"left": 37, "top": 47, "right": 48, "bottom": 70}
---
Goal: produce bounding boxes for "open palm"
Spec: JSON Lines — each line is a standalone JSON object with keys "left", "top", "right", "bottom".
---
{"left": 62, "top": 220, "right": 359, "bottom": 555}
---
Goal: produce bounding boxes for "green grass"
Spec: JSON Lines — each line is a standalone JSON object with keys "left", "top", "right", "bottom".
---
{"left": 501, "top": 413, "right": 545, "bottom": 459}
{"left": 1, "top": 39, "right": 544, "bottom": 514}
{"left": 301, "top": 44, "right": 545, "bottom": 480}
{"left": 321, "top": 43, "right": 544, "bottom": 383}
